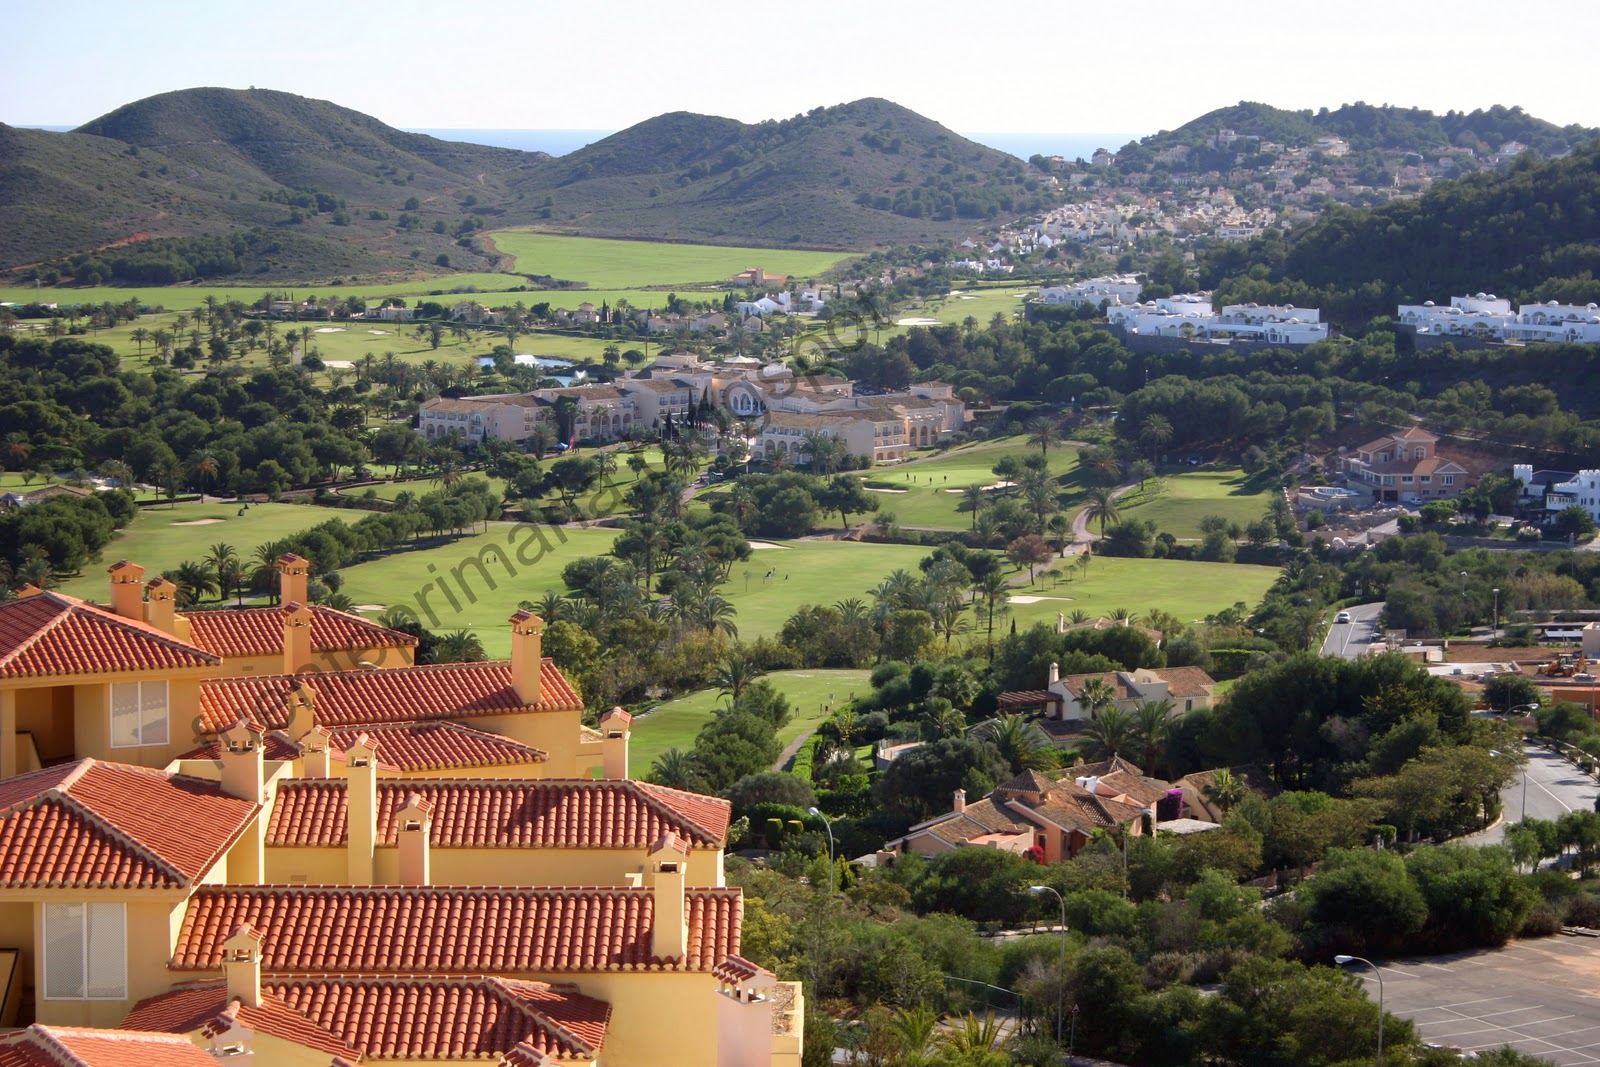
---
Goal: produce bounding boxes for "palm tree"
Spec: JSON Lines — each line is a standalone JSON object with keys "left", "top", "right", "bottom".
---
{"left": 190, "top": 450, "right": 220, "bottom": 497}
{"left": 1131, "top": 458, "right": 1157, "bottom": 489}
{"left": 15, "top": 554, "right": 53, "bottom": 591}
{"left": 693, "top": 594, "right": 739, "bottom": 639}
{"left": 1109, "top": 607, "right": 1132, "bottom": 622}
{"left": 1081, "top": 705, "right": 1135, "bottom": 761}
{"left": 166, "top": 562, "right": 218, "bottom": 608}
{"left": 205, "top": 543, "right": 245, "bottom": 606}
{"left": 130, "top": 327, "right": 150, "bottom": 356}
{"left": 1140, "top": 413, "right": 1174, "bottom": 466}
{"left": 1025, "top": 415, "right": 1061, "bottom": 457}
{"left": 882, "top": 1005, "right": 939, "bottom": 1066}
{"left": 432, "top": 629, "right": 487, "bottom": 664}
{"left": 712, "top": 653, "right": 762, "bottom": 704}
{"left": 934, "top": 1013, "right": 1008, "bottom": 1067}
{"left": 99, "top": 459, "right": 134, "bottom": 491}
{"left": 801, "top": 431, "right": 844, "bottom": 476}
{"left": 1083, "top": 486, "right": 1121, "bottom": 536}
{"left": 1077, "top": 677, "right": 1117, "bottom": 718}
{"left": 1131, "top": 699, "right": 1175, "bottom": 776}
{"left": 1203, "top": 767, "right": 1248, "bottom": 815}
{"left": 988, "top": 715, "right": 1053, "bottom": 775}
{"left": 527, "top": 591, "right": 568, "bottom": 621}
{"left": 957, "top": 484, "right": 988, "bottom": 531}
{"left": 251, "top": 542, "right": 290, "bottom": 602}
{"left": 649, "top": 748, "right": 702, "bottom": 791}
{"left": 971, "top": 570, "right": 1010, "bottom": 653}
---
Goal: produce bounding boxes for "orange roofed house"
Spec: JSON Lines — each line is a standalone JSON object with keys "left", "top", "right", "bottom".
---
{"left": 1341, "top": 425, "right": 1471, "bottom": 504}
{"left": 0, "top": 559, "right": 802, "bottom": 1065}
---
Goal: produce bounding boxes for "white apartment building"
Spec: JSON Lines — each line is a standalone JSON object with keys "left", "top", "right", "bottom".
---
{"left": 1106, "top": 295, "right": 1327, "bottom": 344}
{"left": 1037, "top": 274, "right": 1143, "bottom": 309}
{"left": 1397, "top": 295, "right": 1600, "bottom": 343}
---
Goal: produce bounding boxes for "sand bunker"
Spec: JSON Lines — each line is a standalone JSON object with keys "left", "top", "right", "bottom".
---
{"left": 895, "top": 317, "right": 941, "bottom": 326}
{"left": 746, "top": 541, "right": 790, "bottom": 550}
{"left": 353, "top": 604, "right": 386, "bottom": 612}
{"left": 171, "top": 518, "right": 226, "bottom": 526}
{"left": 865, "top": 487, "right": 908, "bottom": 494}
{"left": 313, "top": 327, "right": 346, "bottom": 334}
{"left": 323, "top": 360, "right": 355, "bottom": 369}
{"left": 367, "top": 329, "right": 393, "bottom": 335}
{"left": 943, "top": 480, "right": 1015, "bottom": 494}
{"left": 1008, "top": 595, "right": 1075, "bottom": 604}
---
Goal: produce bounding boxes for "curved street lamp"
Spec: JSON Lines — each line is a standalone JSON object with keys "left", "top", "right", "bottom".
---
{"left": 807, "top": 807, "right": 835, "bottom": 892}
{"left": 1335, "top": 954, "right": 1384, "bottom": 1065}
{"left": 1027, "top": 885, "right": 1068, "bottom": 1045}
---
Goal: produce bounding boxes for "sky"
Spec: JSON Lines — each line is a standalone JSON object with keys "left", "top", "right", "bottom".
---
{"left": 4, "top": 0, "right": 1596, "bottom": 136}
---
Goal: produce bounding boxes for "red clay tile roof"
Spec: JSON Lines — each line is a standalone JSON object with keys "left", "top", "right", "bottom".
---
{"left": 0, "top": 1026, "right": 224, "bottom": 1067}
{"left": 178, "top": 721, "right": 550, "bottom": 773}
{"left": 327, "top": 723, "right": 548, "bottom": 773}
{"left": 0, "top": 592, "right": 219, "bottom": 679}
{"left": 712, "top": 955, "right": 774, "bottom": 984}
{"left": 264, "top": 976, "right": 609, "bottom": 1060}
{"left": 197, "top": 660, "right": 582, "bottom": 732}
{"left": 498, "top": 1042, "right": 555, "bottom": 1067}
{"left": 1059, "top": 667, "right": 1216, "bottom": 701}
{"left": 0, "top": 760, "right": 258, "bottom": 888}
{"left": 996, "top": 690, "right": 1061, "bottom": 708}
{"left": 173, "top": 885, "right": 743, "bottom": 973}
{"left": 122, "top": 982, "right": 357, "bottom": 1058}
{"left": 185, "top": 605, "right": 417, "bottom": 658}
{"left": 266, "top": 778, "right": 730, "bottom": 848}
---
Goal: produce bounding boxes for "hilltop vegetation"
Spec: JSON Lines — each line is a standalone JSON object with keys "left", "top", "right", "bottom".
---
{"left": 3, "top": 89, "right": 1057, "bottom": 281}
{"left": 1125, "top": 100, "right": 1596, "bottom": 159}
{"left": 1199, "top": 140, "right": 1600, "bottom": 325}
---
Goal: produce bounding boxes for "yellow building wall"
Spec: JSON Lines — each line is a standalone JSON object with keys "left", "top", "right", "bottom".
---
{"left": 67, "top": 674, "right": 209, "bottom": 771}
{"left": 12, "top": 686, "right": 74, "bottom": 764}
{"left": 470, "top": 711, "right": 598, "bottom": 778}
{"left": 516, "top": 971, "right": 719, "bottom": 1067}
{"left": 0, "top": 902, "right": 34, "bottom": 1022}
{"left": 264, "top": 846, "right": 723, "bottom": 888}
{"left": 29, "top": 898, "right": 186, "bottom": 1029}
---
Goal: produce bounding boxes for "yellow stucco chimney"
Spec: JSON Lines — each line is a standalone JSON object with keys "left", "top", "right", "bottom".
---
{"left": 275, "top": 552, "right": 310, "bottom": 607}
{"left": 600, "top": 706, "right": 632, "bottom": 780}
{"left": 345, "top": 733, "right": 379, "bottom": 885}
{"left": 649, "top": 832, "right": 688, "bottom": 961}
{"left": 144, "top": 577, "right": 177, "bottom": 634}
{"left": 108, "top": 560, "right": 145, "bottom": 621}
{"left": 282, "top": 602, "right": 314, "bottom": 675}
{"left": 222, "top": 924, "right": 265, "bottom": 1009}
{"left": 508, "top": 610, "right": 545, "bottom": 705}
{"left": 396, "top": 792, "right": 434, "bottom": 887}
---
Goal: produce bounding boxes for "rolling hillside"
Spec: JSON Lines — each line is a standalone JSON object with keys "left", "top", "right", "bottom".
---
{"left": 507, "top": 97, "right": 1062, "bottom": 247}
{"left": 0, "top": 90, "right": 1059, "bottom": 280}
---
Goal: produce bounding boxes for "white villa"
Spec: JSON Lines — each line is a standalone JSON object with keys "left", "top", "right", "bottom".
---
{"left": 1397, "top": 294, "right": 1600, "bottom": 344}
{"left": 1106, "top": 295, "right": 1327, "bottom": 344}
{"left": 1036, "top": 274, "right": 1144, "bottom": 309}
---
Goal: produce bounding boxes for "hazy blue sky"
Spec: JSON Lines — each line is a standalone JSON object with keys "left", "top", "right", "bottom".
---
{"left": 5, "top": 0, "right": 1594, "bottom": 135}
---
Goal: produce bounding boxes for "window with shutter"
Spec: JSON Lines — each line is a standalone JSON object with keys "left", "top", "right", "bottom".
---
{"left": 43, "top": 902, "right": 125, "bottom": 1000}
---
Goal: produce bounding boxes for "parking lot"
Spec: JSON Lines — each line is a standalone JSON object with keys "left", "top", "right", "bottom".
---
{"left": 1373, "top": 935, "right": 1600, "bottom": 1064}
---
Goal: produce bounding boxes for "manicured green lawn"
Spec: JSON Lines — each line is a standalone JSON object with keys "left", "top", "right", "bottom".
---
{"left": 482, "top": 233, "right": 850, "bottom": 289}
{"left": 54, "top": 502, "right": 331, "bottom": 600}
{"left": 333, "top": 526, "right": 622, "bottom": 655}
{"left": 0, "top": 274, "right": 533, "bottom": 314}
{"left": 1107, "top": 468, "right": 1276, "bottom": 539}
{"left": 631, "top": 668, "right": 871, "bottom": 774}
{"left": 856, "top": 437, "right": 1081, "bottom": 529}
{"left": 1000, "top": 556, "right": 1281, "bottom": 633}
{"left": 718, "top": 540, "right": 933, "bottom": 638}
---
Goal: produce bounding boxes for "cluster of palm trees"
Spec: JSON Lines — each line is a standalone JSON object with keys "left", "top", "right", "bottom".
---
{"left": 1073, "top": 680, "right": 1179, "bottom": 775}
{"left": 847, "top": 1004, "right": 1011, "bottom": 1067}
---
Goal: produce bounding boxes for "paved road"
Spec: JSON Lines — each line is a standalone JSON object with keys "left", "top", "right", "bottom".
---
{"left": 1467, "top": 744, "right": 1599, "bottom": 846}
{"left": 1374, "top": 936, "right": 1600, "bottom": 1065}
{"left": 1321, "top": 601, "right": 1385, "bottom": 659}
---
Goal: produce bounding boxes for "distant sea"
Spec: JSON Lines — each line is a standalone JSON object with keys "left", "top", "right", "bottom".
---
{"left": 18, "top": 124, "right": 1138, "bottom": 162}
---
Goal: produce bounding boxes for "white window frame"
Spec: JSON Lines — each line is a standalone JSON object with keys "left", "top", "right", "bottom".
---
{"left": 43, "top": 902, "right": 126, "bottom": 1001}
{"left": 109, "top": 680, "right": 168, "bottom": 749}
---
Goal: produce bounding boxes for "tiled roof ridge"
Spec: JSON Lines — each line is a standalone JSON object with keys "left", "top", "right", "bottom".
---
{"left": 2, "top": 591, "right": 221, "bottom": 670}
{"left": 492, "top": 976, "right": 607, "bottom": 1056}
{"left": 624, "top": 781, "right": 727, "bottom": 845}
{"left": 0, "top": 597, "right": 75, "bottom": 675}
{"left": 29, "top": 1025, "right": 204, "bottom": 1064}
{"left": 46, "top": 786, "right": 193, "bottom": 888}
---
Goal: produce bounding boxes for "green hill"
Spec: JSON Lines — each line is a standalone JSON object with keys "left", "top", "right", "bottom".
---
{"left": 1125, "top": 100, "right": 1596, "bottom": 157}
{"left": 1, "top": 89, "right": 1059, "bottom": 281}
{"left": 1199, "top": 140, "right": 1600, "bottom": 324}
{"left": 508, "top": 97, "right": 1060, "bottom": 248}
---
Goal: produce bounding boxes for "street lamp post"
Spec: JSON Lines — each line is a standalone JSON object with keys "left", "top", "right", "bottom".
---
{"left": 1028, "top": 885, "right": 1068, "bottom": 1046}
{"left": 807, "top": 807, "right": 835, "bottom": 892}
{"left": 1335, "top": 955, "right": 1384, "bottom": 1065}
{"left": 1492, "top": 587, "right": 1501, "bottom": 643}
